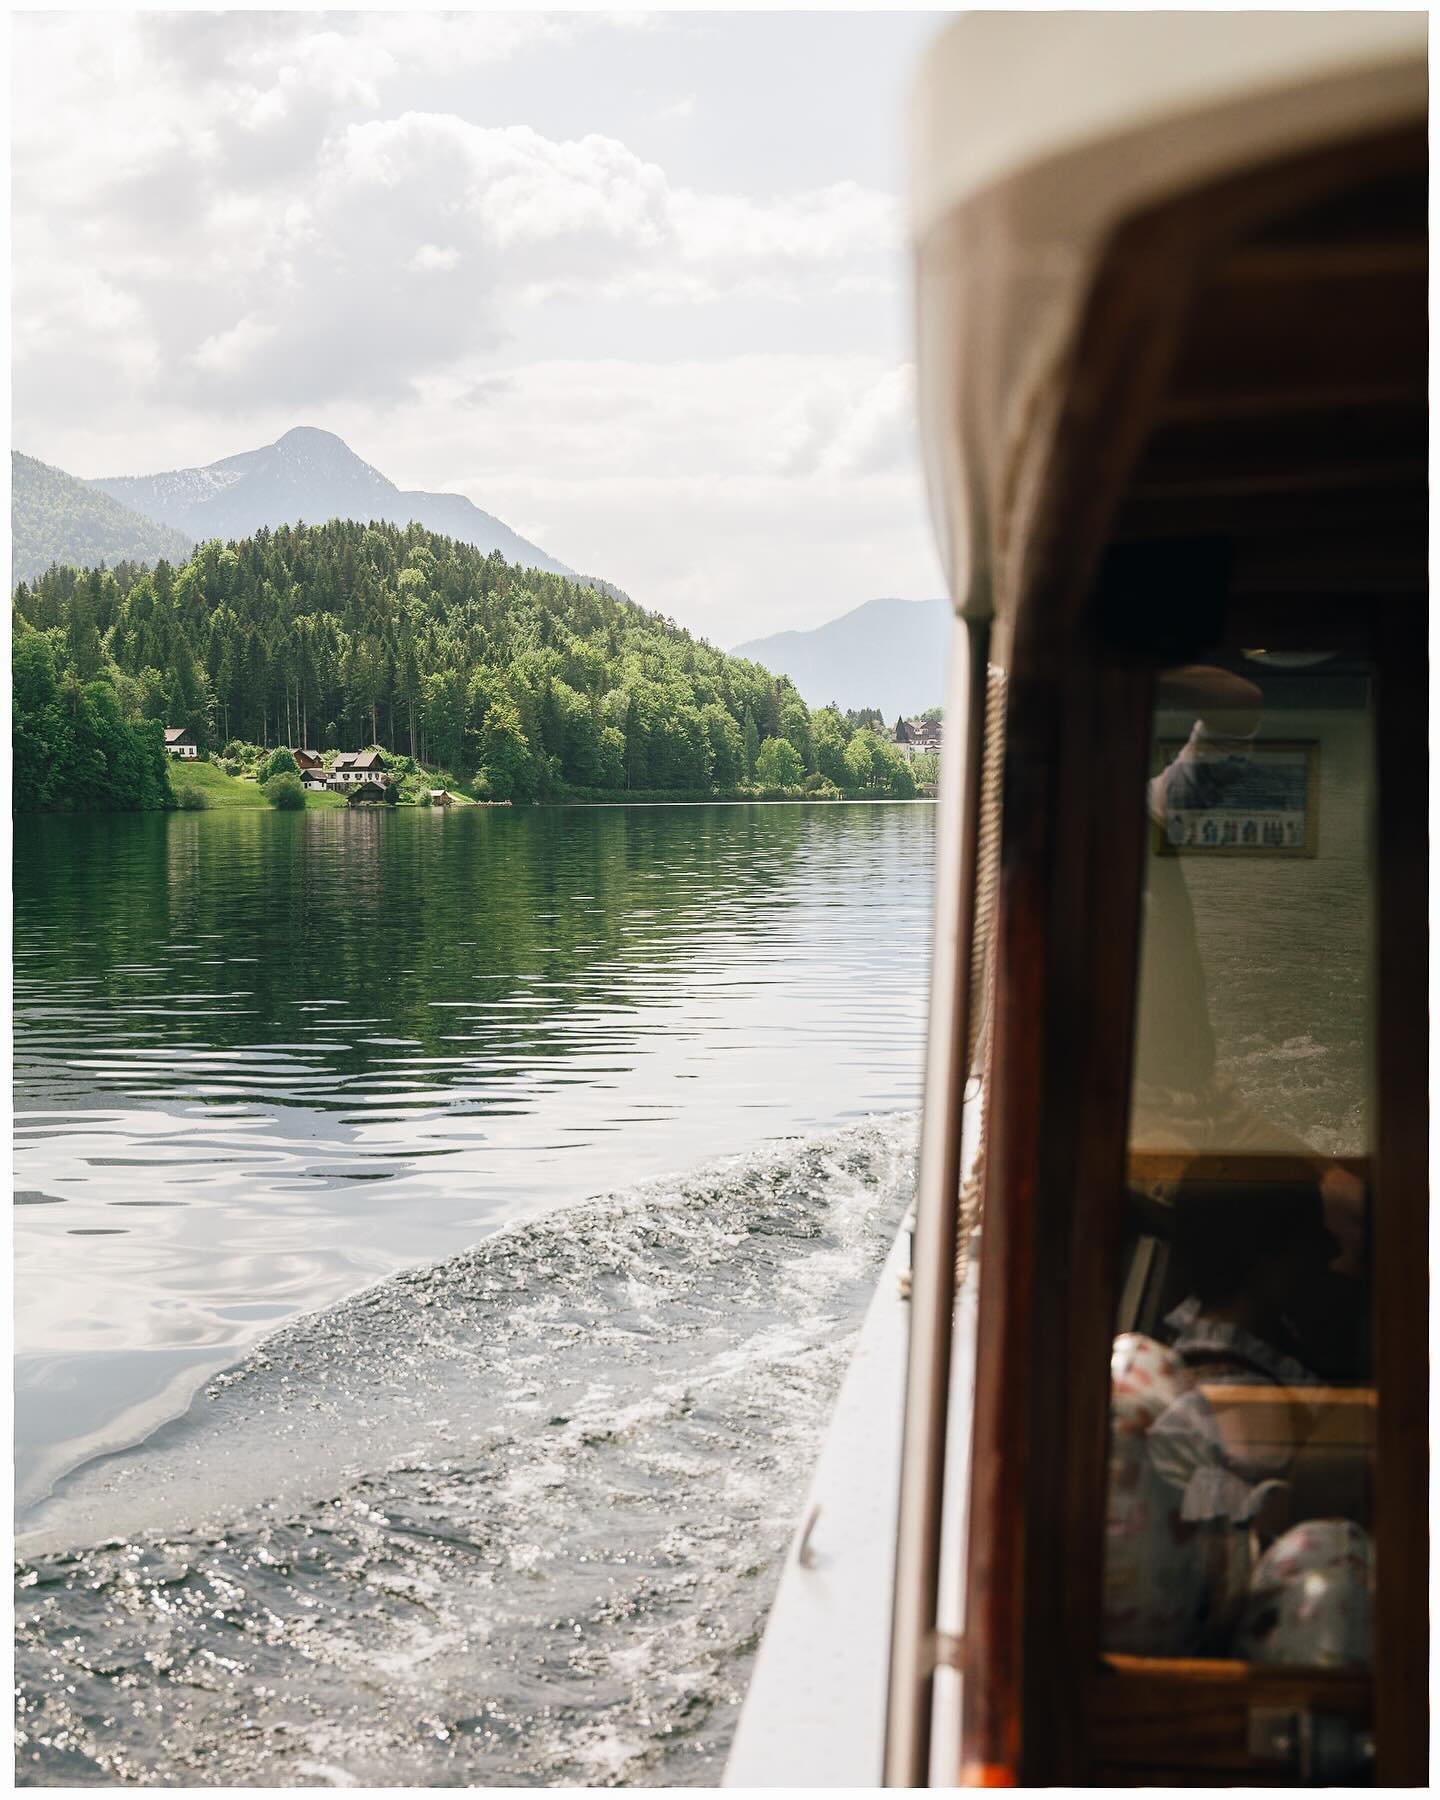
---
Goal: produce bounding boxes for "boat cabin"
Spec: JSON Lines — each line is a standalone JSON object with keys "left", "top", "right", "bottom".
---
{"left": 881, "top": 15, "right": 1428, "bottom": 1788}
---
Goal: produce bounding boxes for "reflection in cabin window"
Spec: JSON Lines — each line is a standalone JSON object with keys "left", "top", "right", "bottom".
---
{"left": 1103, "top": 656, "right": 1375, "bottom": 1669}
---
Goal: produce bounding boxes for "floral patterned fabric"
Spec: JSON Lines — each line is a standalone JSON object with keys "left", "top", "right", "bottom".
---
{"left": 1236, "top": 1519, "right": 1374, "bottom": 1668}
{"left": 1105, "top": 1333, "right": 1372, "bottom": 1667}
{"left": 1104, "top": 1334, "right": 1209, "bottom": 1653}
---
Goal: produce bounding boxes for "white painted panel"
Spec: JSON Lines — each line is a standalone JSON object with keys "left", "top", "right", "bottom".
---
{"left": 725, "top": 1227, "right": 979, "bottom": 1789}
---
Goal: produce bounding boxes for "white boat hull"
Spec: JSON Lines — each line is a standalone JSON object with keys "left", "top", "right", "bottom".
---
{"left": 726, "top": 1225, "right": 977, "bottom": 1787}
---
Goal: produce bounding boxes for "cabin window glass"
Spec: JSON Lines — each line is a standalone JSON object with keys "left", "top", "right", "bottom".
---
{"left": 1103, "top": 655, "right": 1375, "bottom": 1670}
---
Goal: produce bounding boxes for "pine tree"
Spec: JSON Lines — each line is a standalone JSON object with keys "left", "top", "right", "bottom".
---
{"left": 14, "top": 518, "right": 823, "bottom": 810}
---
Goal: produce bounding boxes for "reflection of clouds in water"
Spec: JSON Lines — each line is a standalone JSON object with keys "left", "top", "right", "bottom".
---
{"left": 15, "top": 805, "right": 935, "bottom": 1516}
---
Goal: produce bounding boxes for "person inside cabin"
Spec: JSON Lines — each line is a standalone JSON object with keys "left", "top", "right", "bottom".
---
{"left": 1105, "top": 1177, "right": 1372, "bottom": 1661}
{"left": 1165, "top": 1174, "right": 1350, "bottom": 1385}
{"left": 1105, "top": 670, "right": 1375, "bottom": 1661}
{"left": 1106, "top": 1169, "right": 1344, "bottom": 1655}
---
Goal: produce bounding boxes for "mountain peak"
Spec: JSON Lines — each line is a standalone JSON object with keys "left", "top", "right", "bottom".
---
{"left": 733, "top": 597, "right": 950, "bottom": 718}
{"left": 84, "top": 430, "right": 578, "bottom": 581}
{"left": 275, "top": 425, "right": 350, "bottom": 451}
{"left": 262, "top": 426, "right": 380, "bottom": 479}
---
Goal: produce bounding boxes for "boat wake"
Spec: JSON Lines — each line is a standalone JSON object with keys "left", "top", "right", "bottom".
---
{"left": 16, "top": 1114, "right": 916, "bottom": 1788}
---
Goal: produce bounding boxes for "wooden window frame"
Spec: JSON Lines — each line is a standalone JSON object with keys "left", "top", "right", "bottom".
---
{"left": 963, "top": 610, "right": 1426, "bottom": 1784}
{"left": 956, "top": 124, "right": 1427, "bottom": 1788}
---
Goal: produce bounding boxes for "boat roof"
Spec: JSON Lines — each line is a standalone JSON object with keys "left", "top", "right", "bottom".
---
{"left": 912, "top": 12, "right": 1426, "bottom": 244}
{"left": 908, "top": 12, "right": 1427, "bottom": 629}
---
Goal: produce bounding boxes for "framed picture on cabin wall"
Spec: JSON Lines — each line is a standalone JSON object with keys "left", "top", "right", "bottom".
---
{"left": 1153, "top": 739, "right": 1319, "bottom": 857}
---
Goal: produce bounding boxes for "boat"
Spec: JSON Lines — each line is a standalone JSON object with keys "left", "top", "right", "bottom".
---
{"left": 726, "top": 13, "right": 1427, "bottom": 1786}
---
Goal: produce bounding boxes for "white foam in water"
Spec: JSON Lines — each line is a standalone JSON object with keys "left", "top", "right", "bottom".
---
{"left": 15, "top": 1114, "right": 916, "bottom": 1788}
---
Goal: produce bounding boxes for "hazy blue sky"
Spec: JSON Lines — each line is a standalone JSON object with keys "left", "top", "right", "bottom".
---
{"left": 13, "top": 10, "right": 949, "bottom": 642}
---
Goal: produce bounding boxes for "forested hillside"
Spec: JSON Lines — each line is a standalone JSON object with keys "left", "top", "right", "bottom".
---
{"left": 14, "top": 519, "right": 919, "bottom": 811}
{"left": 13, "top": 627, "right": 172, "bottom": 815}
{"left": 12, "top": 452, "right": 195, "bottom": 585}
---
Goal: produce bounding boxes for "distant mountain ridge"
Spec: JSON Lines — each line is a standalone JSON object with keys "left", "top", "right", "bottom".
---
{"left": 90, "top": 426, "right": 578, "bottom": 579}
{"left": 11, "top": 452, "right": 195, "bottom": 585}
{"left": 733, "top": 596, "right": 951, "bottom": 719}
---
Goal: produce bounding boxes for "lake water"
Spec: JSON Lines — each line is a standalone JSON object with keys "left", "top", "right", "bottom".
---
{"left": 14, "top": 802, "right": 934, "bottom": 1786}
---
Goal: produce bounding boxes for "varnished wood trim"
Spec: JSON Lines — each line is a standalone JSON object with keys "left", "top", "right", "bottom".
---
{"left": 956, "top": 122, "right": 1425, "bottom": 1790}
{"left": 1091, "top": 1658, "right": 1370, "bottom": 1775}
{"left": 1102, "top": 1654, "right": 1370, "bottom": 1687}
{"left": 961, "top": 650, "right": 1157, "bottom": 1784}
{"left": 1127, "top": 1150, "right": 1368, "bottom": 1185}
{"left": 1371, "top": 603, "right": 1430, "bottom": 1784}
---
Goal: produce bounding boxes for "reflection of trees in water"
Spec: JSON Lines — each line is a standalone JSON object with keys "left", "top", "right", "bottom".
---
{"left": 15, "top": 807, "right": 921, "bottom": 1113}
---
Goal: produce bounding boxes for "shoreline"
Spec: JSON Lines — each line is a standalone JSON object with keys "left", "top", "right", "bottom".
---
{"left": 18, "top": 792, "right": 939, "bottom": 819}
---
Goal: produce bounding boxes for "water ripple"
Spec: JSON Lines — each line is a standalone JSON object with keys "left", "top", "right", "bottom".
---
{"left": 15, "top": 805, "right": 934, "bottom": 1517}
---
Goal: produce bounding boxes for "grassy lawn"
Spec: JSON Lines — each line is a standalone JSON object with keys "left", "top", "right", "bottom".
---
{"left": 395, "top": 775, "right": 477, "bottom": 806}
{"left": 167, "top": 760, "right": 347, "bottom": 810}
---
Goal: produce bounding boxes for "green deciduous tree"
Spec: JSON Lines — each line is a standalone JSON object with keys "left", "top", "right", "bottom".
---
{"left": 742, "top": 711, "right": 760, "bottom": 780}
{"left": 811, "top": 706, "right": 851, "bottom": 788}
{"left": 844, "top": 729, "right": 881, "bottom": 791}
{"left": 266, "top": 772, "right": 306, "bottom": 810}
{"left": 477, "top": 699, "right": 536, "bottom": 801}
{"left": 756, "top": 736, "right": 804, "bottom": 791}
{"left": 13, "top": 629, "right": 70, "bottom": 811}
{"left": 780, "top": 699, "right": 814, "bottom": 772}
{"left": 887, "top": 754, "right": 917, "bottom": 799}
{"left": 702, "top": 702, "right": 744, "bottom": 788}
{"left": 13, "top": 518, "right": 835, "bottom": 811}
{"left": 262, "top": 746, "right": 299, "bottom": 783}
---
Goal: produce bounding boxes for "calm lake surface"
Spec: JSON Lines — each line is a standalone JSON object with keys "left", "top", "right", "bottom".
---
{"left": 15, "top": 801, "right": 933, "bottom": 1786}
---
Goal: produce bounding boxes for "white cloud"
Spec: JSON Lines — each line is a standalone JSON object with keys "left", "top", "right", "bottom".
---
{"left": 409, "top": 243, "right": 462, "bottom": 274}
{"left": 190, "top": 314, "right": 278, "bottom": 377}
{"left": 654, "top": 95, "right": 697, "bottom": 124}
{"left": 360, "top": 354, "right": 941, "bottom": 640}
{"left": 10, "top": 12, "right": 573, "bottom": 214}
{"left": 16, "top": 88, "right": 899, "bottom": 413}
{"left": 315, "top": 112, "right": 894, "bottom": 276}
{"left": 764, "top": 363, "right": 917, "bottom": 480}
{"left": 817, "top": 365, "right": 918, "bottom": 478}
{"left": 670, "top": 181, "right": 900, "bottom": 266}
{"left": 12, "top": 11, "right": 942, "bottom": 639}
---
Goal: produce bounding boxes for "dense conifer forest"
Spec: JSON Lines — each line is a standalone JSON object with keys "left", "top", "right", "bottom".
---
{"left": 13, "top": 520, "right": 920, "bottom": 812}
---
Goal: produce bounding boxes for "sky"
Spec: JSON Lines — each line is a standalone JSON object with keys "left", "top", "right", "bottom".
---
{"left": 12, "top": 9, "right": 950, "bottom": 646}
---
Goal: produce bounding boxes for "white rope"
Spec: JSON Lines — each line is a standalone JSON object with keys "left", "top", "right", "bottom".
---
{"left": 898, "top": 664, "right": 1005, "bottom": 1304}
{"left": 956, "top": 663, "right": 1007, "bottom": 1280}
